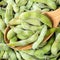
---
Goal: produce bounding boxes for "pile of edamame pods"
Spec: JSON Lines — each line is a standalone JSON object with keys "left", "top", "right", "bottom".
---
{"left": 0, "top": 0, "right": 60, "bottom": 60}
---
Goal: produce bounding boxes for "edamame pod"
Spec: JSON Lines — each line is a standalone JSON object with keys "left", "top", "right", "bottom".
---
{"left": 9, "top": 17, "right": 22, "bottom": 25}
{"left": 8, "top": 49, "right": 17, "bottom": 60}
{"left": 0, "top": 51, "right": 4, "bottom": 59}
{"left": 5, "top": 3, "right": 13, "bottom": 24}
{"left": 0, "top": 31, "right": 4, "bottom": 43}
{"left": 7, "top": 28, "right": 16, "bottom": 40}
{"left": 20, "top": 51, "right": 38, "bottom": 60}
{"left": 15, "top": 51, "right": 22, "bottom": 60}
{"left": 32, "top": 0, "right": 57, "bottom": 9}
{"left": 0, "top": 43, "right": 9, "bottom": 51}
{"left": 8, "top": 31, "right": 39, "bottom": 47}
{"left": 3, "top": 51, "right": 9, "bottom": 59}
{"left": 25, "top": 18, "right": 41, "bottom": 26}
{"left": 51, "top": 33, "right": 60, "bottom": 55}
{"left": 34, "top": 36, "right": 54, "bottom": 59}
{"left": 26, "top": 0, "right": 33, "bottom": 9}
{"left": 14, "top": 27, "right": 34, "bottom": 40}
{"left": 10, "top": 36, "right": 17, "bottom": 42}
{"left": 20, "top": 11, "right": 52, "bottom": 27}
{"left": 16, "top": 0, "right": 27, "bottom": 7}
{"left": 0, "top": 19, "right": 6, "bottom": 33}
{"left": 0, "top": 8, "right": 5, "bottom": 19}
{"left": 32, "top": 25, "right": 47, "bottom": 49}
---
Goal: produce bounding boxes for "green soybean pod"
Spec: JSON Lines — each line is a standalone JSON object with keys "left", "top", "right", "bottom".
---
{"left": 0, "top": 51, "right": 5, "bottom": 59}
{"left": 50, "top": 58, "right": 56, "bottom": 60}
{"left": 32, "top": 0, "right": 57, "bottom": 9}
{"left": 8, "top": 49, "right": 17, "bottom": 60}
{"left": 8, "top": 31, "right": 39, "bottom": 47}
{"left": 20, "top": 51, "right": 38, "bottom": 60}
{"left": 32, "top": 25, "right": 47, "bottom": 49}
{"left": 15, "top": 0, "right": 20, "bottom": 3}
{"left": 51, "top": 33, "right": 60, "bottom": 55}
{"left": 0, "top": 8, "right": 5, "bottom": 19}
{"left": 20, "top": 21, "right": 31, "bottom": 30}
{"left": 5, "top": 3, "right": 13, "bottom": 24}
{"left": 15, "top": 51, "right": 22, "bottom": 60}
{"left": 0, "top": 43, "right": 9, "bottom": 51}
{"left": 0, "top": 19, "right": 6, "bottom": 33}
{"left": 12, "top": 1, "right": 19, "bottom": 13}
{"left": 34, "top": 36, "right": 54, "bottom": 59}
{"left": 20, "top": 11, "right": 52, "bottom": 27}
{"left": 39, "top": 27, "right": 56, "bottom": 48}
{"left": 14, "top": 27, "right": 34, "bottom": 40}
{"left": 56, "top": 0, "right": 60, "bottom": 5}
{"left": 0, "top": 31, "right": 4, "bottom": 43}
{"left": 25, "top": 18, "right": 41, "bottom": 26}
{"left": 26, "top": 0, "right": 33, "bottom": 9}
{"left": 10, "top": 36, "right": 17, "bottom": 43}
{"left": 20, "top": 6, "right": 26, "bottom": 13}
{"left": 21, "top": 49, "right": 35, "bottom": 55}
{"left": 7, "top": 28, "right": 16, "bottom": 40}
{"left": 0, "top": 0, "right": 7, "bottom": 6}
{"left": 16, "top": 0, "right": 27, "bottom": 7}
{"left": 3, "top": 51, "right": 9, "bottom": 59}
{"left": 31, "top": 3, "right": 41, "bottom": 11}
{"left": 9, "top": 17, "right": 22, "bottom": 25}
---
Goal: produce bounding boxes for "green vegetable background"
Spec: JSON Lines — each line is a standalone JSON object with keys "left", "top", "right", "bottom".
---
{"left": 0, "top": 0, "right": 60, "bottom": 60}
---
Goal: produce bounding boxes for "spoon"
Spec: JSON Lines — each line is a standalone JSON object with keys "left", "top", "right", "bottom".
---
{"left": 4, "top": 8, "right": 60, "bottom": 50}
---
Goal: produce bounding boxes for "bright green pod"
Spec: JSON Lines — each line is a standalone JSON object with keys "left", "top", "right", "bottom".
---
{"left": 26, "top": 0, "right": 33, "bottom": 9}
{"left": 25, "top": 18, "right": 41, "bottom": 26}
{"left": 8, "top": 49, "right": 17, "bottom": 60}
{"left": 20, "top": 51, "right": 38, "bottom": 60}
{"left": 20, "top": 11, "right": 52, "bottom": 27}
{"left": 7, "top": 28, "right": 16, "bottom": 40}
{"left": 0, "top": 1, "right": 7, "bottom": 6}
{"left": 14, "top": 27, "right": 34, "bottom": 40}
{"left": 9, "top": 17, "right": 22, "bottom": 25}
{"left": 16, "top": 0, "right": 27, "bottom": 7}
{"left": 39, "top": 28, "right": 56, "bottom": 47}
{"left": 55, "top": 27, "right": 60, "bottom": 36}
{"left": 0, "top": 8, "right": 5, "bottom": 19}
{"left": 0, "top": 31, "right": 4, "bottom": 43}
{"left": 0, "top": 19, "right": 6, "bottom": 33}
{"left": 0, "top": 43, "right": 9, "bottom": 51}
{"left": 5, "top": 3, "right": 13, "bottom": 24}
{"left": 0, "top": 51, "right": 5, "bottom": 59}
{"left": 51, "top": 33, "right": 60, "bottom": 55}
{"left": 32, "top": 25, "right": 47, "bottom": 49}
{"left": 22, "top": 50, "right": 35, "bottom": 56}
{"left": 8, "top": 31, "right": 39, "bottom": 47}
{"left": 34, "top": 36, "right": 54, "bottom": 59}
{"left": 15, "top": 51, "right": 22, "bottom": 60}
{"left": 32, "top": 0, "right": 57, "bottom": 9}
{"left": 3, "top": 51, "right": 9, "bottom": 59}
{"left": 10, "top": 36, "right": 17, "bottom": 43}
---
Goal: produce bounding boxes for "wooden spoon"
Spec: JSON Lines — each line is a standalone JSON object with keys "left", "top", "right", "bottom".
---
{"left": 4, "top": 8, "right": 60, "bottom": 50}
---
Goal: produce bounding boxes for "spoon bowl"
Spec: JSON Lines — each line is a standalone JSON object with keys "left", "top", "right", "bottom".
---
{"left": 4, "top": 8, "right": 60, "bottom": 50}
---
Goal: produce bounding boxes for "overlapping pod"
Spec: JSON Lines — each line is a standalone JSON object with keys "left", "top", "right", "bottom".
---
{"left": 8, "top": 31, "right": 39, "bottom": 47}
{"left": 4, "top": 3, "right": 13, "bottom": 24}
{"left": 32, "top": 25, "right": 47, "bottom": 49}
{"left": 9, "top": 11, "right": 52, "bottom": 27}
{"left": 0, "top": 31, "right": 4, "bottom": 43}
{"left": 0, "top": 8, "right": 5, "bottom": 19}
{"left": 0, "top": 19, "right": 6, "bottom": 33}
{"left": 15, "top": 51, "right": 22, "bottom": 60}
{"left": 20, "top": 51, "right": 38, "bottom": 60}
{"left": 31, "top": 0, "right": 57, "bottom": 9}
{"left": 51, "top": 33, "right": 60, "bottom": 55}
